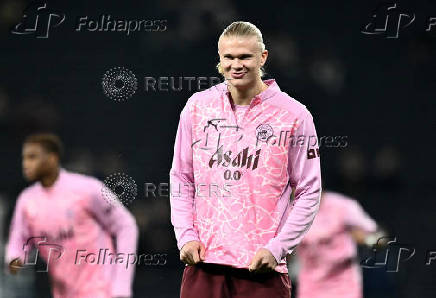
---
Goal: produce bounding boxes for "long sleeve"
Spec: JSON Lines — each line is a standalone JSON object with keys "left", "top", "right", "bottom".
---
{"left": 89, "top": 182, "right": 139, "bottom": 297}
{"left": 5, "top": 194, "right": 32, "bottom": 265}
{"left": 343, "top": 198, "right": 377, "bottom": 233}
{"left": 169, "top": 101, "right": 199, "bottom": 250}
{"left": 264, "top": 111, "right": 322, "bottom": 263}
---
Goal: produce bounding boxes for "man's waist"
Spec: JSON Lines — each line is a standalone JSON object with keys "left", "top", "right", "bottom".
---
{"left": 194, "top": 262, "right": 287, "bottom": 277}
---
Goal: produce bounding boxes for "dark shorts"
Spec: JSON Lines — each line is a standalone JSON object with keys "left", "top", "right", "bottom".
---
{"left": 180, "top": 263, "right": 292, "bottom": 298}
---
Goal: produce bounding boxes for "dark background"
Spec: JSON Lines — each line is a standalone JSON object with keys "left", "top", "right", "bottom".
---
{"left": 0, "top": 0, "right": 435, "bottom": 297}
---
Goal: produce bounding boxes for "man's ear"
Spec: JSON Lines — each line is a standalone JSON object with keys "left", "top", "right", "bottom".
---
{"left": 48, "top": 153, "right": 59, "bottom": 166}
{"left": 261, "top": 50, "right": 269, "bottom": 66}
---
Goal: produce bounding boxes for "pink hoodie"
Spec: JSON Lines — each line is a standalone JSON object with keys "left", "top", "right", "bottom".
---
{"left": 170, "top": 79, "right": 322, "bottom": 273}
{"left": 6, "top": 169, "right": 138, "bottom": 298}
{"left": 297, "top": 191, "right": 377, "bottom": 298}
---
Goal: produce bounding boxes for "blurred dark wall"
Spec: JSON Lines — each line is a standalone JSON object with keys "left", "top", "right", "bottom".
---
{"left": 0, "top": 0, "right": 435, "bottom": 297}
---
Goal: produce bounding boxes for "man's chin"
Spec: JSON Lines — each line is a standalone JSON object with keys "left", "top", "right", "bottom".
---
{"left": 226, "top": 78, "right": 252, "bottom": 89}
{"left": 23, "top": 174, "right": 37, "bottom": 182}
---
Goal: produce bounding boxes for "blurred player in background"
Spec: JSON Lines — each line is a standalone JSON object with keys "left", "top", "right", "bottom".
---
{"left": 295, "top": 190, "right": 381, "bottom": 298}
{"left": 5, "top": 133, "right": 138, "bottom": 298}
{"left": 170, "top": 21, "right": 321, "bottom": 297}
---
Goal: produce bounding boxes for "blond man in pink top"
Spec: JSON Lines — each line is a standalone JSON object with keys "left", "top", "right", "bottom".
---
{"left": 170, "top": 21, "right": 322, "bottom": 298}
{"left": 6, "top": 133, "right": 138, "bottom": 298}
{"left": 296, "top": 191, "right": 378, "bottom": 298}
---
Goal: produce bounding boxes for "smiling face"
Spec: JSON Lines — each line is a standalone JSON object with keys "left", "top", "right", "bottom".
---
{"left": 218, "top": 35, "right": 268, "bottom": 90}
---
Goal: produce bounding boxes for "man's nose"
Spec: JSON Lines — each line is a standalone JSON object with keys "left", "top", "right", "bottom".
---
{"left": 231, "top": 59, "right": 244, "bottom": 69}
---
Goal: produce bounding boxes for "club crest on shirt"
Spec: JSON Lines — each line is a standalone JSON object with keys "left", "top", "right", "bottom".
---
{"left": 256, "top": 124, "right": 274, "bottom": 142}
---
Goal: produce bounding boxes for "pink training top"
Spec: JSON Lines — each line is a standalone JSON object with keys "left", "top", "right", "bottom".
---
{"left": 5, "top": 169, "right": 138, "bottom": 298}
{"left": 170, "top": 79, "right": 322, "bottom": 273}
{"left": 297, "top": 191, "right": 377, "bottom": 298}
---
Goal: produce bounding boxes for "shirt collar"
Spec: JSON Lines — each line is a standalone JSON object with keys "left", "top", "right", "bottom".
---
{"left": 223, "top": 79, "right": 280, "bottom": 105}
{"left": 37, "top": 167, "right": 66, "bottom": 192}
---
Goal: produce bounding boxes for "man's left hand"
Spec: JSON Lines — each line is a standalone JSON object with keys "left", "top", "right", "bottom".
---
{"left": 248, "top": 248, "right": 278, "bottom": 273}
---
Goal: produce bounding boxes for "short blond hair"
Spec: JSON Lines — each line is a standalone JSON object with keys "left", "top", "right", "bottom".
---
{"left": 217, "top": 21, "right": 266, "bottom": 77}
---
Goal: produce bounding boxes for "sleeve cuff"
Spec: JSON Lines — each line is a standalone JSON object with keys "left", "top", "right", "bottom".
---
{"left": 263, "top": 238, "right": 288, "bottom": 264}
{"left": 178, "top": 233, "right": 200, "bottom": 251}
{"left": 5, "top": 247, "right": 26, "bottom": 266}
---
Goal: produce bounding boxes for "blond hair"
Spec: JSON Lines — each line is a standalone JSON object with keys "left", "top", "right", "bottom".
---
{"left": 217, "top": 21, "right": 266, "bottom": 77}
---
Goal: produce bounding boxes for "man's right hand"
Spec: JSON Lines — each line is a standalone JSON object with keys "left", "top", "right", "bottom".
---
{"left": 180, "top": 241, "right": 205, "bottom": 265}
{"left": 9, "top": 258, "right": 23, "bottom": 275}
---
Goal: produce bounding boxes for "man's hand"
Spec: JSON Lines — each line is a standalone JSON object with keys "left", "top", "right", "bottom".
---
{"left": 9, "top": 258, "right": 23, "bottom": 275}
{"left": 180, "top": 241, "right": 205, "bottom": 265}
{"left": 248, "top": 248, "right": 278, "bottom": 273}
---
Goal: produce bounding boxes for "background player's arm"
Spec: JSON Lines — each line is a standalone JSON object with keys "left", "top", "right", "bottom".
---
{"left": 343, "top": 198, "right": 381, "bottom": 246}
{"left": 88, "top": 182, "right": 139, "bottom": 298}
{"left": 264, "top": 112, "right": 322, "bottom": 264}
{"left": 5, "top": 194, "right": 31, "bottom": 274}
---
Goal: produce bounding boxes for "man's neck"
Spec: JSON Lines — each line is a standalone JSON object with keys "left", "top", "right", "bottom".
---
{"left": 41, "top": 167, "right": 60, "bottom": 188}
{"left": 228, "top": 79, "right": 268, "bottom": 106}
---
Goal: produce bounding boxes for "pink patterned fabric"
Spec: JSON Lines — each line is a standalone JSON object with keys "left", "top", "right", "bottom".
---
{"left": 297, "top": 191, "right": 377, "bottom": 298}
{"left": 170, "top": 79, "right": 322, "bottom": 273}
{"left": 6, "top": 169, "right": 138, "bottom": 298}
